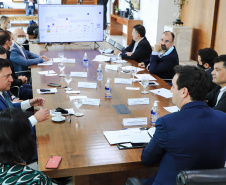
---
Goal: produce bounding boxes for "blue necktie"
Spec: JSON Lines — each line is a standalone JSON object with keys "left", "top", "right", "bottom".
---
{"left": 3, "top": 92, "right": 13, "bottom": 108}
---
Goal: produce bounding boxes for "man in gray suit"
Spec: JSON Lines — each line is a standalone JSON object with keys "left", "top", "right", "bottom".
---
{"left": 24, "top": 0, "right": 37, "bottom": 16}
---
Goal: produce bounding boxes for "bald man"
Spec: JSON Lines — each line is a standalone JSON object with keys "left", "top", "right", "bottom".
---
{"left": 10, "top": 28, "right": 49, "bottom": 73}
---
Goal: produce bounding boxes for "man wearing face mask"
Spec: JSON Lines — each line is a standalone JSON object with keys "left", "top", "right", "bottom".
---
{"left": 0, "top": 16, "right": 11, "bottom": 31}
{"left": 0, "top": 30, "right": 33, "bottom": 100}
{"left": 197, "top": 48, "right": 218, "bottom": 92}
{"left": 10, "top": 28, "right": 49, "bottom": 73}
{"left": 139, "top": 31, "right": 179, "bottom": 80}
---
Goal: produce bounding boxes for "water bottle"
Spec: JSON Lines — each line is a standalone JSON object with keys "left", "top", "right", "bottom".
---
{"left": 105, "top": 78, "right": 112, "bottom": 99}
{"left": 97, "top": 64, "right": 103, "bottom": 81}
{"left": 151, "top": 101, "right": 159, "bottom": 126}
{"left": 83, "top": 53, "right": 88, "bottom": 68}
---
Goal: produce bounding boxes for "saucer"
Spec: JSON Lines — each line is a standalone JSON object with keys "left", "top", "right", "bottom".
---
{"left": 52, "top": 116, "right": 66, "bottom": 122}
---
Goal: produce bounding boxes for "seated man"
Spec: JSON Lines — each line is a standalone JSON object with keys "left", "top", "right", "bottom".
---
{"left": 117, "top": 24, "right": 152, "bottom": 63}
{"left": 0, "top": 16, "right": 11, "bottom": 31}
{"left": 139, "top": 31, "right": 179, "bottom": 80}
{"left": 206, "top": 55, "right": 226, "bottom": 113}
{"left": 0, "top": 30, "right": 32, "bottom": 100}
{"left": 197, "top": 48, "right": 218, "bottom": 92}
{"left": 141, "top": 65, "right": 226, "bottom": 185}
{"left": 0, "top": 58, "right": 49, "bottom": 134}
{"left": 10, "top": 28, "right": 49, "bottom": 73}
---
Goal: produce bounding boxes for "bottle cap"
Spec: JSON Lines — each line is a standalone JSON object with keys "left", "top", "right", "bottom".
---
{"left": 154, "top": 101, "right": 159, "bottom": 106}
{"left": 107, "top": 78, "right": 111, "bottom": 83}
{"left": 98, "top": 64, "right": 102, "bottom": 68}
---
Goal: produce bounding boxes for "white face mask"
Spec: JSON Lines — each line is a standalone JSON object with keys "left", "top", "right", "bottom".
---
{"left": 6, "top": 23, "right": 11, "bottom": 29}
{"left": 17, "top": 38, "right": 25, "bottom": 45}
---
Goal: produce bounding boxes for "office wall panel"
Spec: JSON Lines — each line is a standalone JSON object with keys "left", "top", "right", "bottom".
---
{"left": 213, "top": 0, "right": 226, "bottom": 55}
{"left": 181, "top": 0, "right": 216, "bottom": 60}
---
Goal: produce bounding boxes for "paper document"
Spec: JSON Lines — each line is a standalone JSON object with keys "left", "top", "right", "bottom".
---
{"left": 126, "top": 87, "right": 140, "bottom": 90}
{"left": 127, "top": 98, "right": 149, "bottom": 105}
{"left": 82, "top": 98, "right": 100, "bottom": 106}
{"left": 122, "top": 117, "right": 147, "bottom": 126}
{"left": 150, "top": 88, "right": 172, "bottom": 98}
{"left": 69, "top": 96, "right": 87, "bottom": 100}
{"left": 147, "top": 127, "right": 156, "bottom": 137}
{"left": 66, "top": 91, "right": 80, "bottom": 94}
{"left": 53, "top": 58, "right": 76, "bottom": 63}
{"left": 37, "top": 61, "right": 53, "bottom": 66}
{"left": 70, "top": 72, "right": 87, "bottom": 77}
{"left": 114, "top": 78, "right": 132, "bottom": 84}
{"left": 112, "top": 60, "right": 128, "bottom": 63}
{"left": 38, "top": 70, "right": 56, "bottom": 75}
{"left": 78, "top": 82, "right": 97, "bottom": 89}
{"left": 121, "top": 66, "right": 144, "bottom": 72}
{"left": 105, "top": 64, "right": 122, "bottom": 71}
{"left": 103, "top": 128, "right": 151, "bottom": 145}
{"left": 164, "top": 106, "right": 179, "bottom": 113}
{"left": 50, "top": 108, "right": 75, "bottom": 116}
{"left": 92, "top": 55, "right": 111, "bottom": 62}
{"left": 135, "top": 74, "right": 156, "bottom": 81}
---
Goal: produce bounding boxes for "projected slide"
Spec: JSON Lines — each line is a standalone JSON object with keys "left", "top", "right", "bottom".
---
{"left": 38, "top": 5, "right": 104, "bottom": 43}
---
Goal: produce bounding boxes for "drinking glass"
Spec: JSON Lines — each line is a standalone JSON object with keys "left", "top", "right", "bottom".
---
{"left": 130, "top": 67, "right": 137, "bottom": 82}
{"left": 64, "top": 74, "right": 72, "bottom": 91}
{"left": 99, "top": 47, "right": 104, "bottom": 55}
{"left": 73, "top": 99, "right": 84, "bottom": 117}
{"left": 58, "top": 62, "right": 65, "bottom": 76}
{"left": 141, "top": 76, "right": 149, "bottom": 94}
{"left": 58, "top": 53, "right": 64, "bottom": 62}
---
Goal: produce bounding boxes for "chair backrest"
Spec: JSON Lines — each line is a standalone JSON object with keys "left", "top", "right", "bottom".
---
{"left": 176, "top": 168, "right": 226, "bottom": 185}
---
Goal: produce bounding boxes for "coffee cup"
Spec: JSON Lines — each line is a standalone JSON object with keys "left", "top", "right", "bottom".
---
{"left": 55, "top": 112, "right": 62, "bottom": 121}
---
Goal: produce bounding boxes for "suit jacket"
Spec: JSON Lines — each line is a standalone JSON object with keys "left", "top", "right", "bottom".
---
{"left": 24, "top": 0, "right": 37, "bottom": 10}
{"left": 147, "top": 47, "right": 179, "bottom": 79}
{"left": 206, "top": 86, "right": 226, "bottom": 113}
{"left": 206, "top": 67, "right": 217, "bottom": 92}
{"left": 141, "top": 101, "right": 226, "bottom": 185}
{"left": 121, "top": 37, "right": 152, "bottom": 63}
{"left": 10, "top": 43, "right": 43, "bottom": 72}
{"left": 0, "top": 93, "right": 21, "bottom": 111}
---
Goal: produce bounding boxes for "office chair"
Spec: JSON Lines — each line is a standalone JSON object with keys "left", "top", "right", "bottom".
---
{"left": 107, "top": 38, "right": 116, "bottom": 46}
{"left": 15, "top": 70, "right": 32, "bottom": 84}
{"left": 126, "top": 168, "right": 226, "bottom": 185}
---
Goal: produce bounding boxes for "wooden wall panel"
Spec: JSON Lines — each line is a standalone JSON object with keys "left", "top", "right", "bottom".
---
{"left": 181, "top": 0, "right": 216, "bottom": 60}
{"left": 213, "top": 0, "right": 226, "bottom": 55}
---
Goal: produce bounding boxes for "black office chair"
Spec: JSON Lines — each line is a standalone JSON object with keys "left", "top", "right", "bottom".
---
{"left": 126, "top": 168, "right": 226, "bottom": 185}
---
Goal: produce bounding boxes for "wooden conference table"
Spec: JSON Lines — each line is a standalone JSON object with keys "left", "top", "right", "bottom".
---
{"left": 31, "top": 48, "right": 174, "bottom": 185}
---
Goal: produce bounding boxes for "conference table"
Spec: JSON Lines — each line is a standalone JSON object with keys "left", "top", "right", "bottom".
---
{"left": 31, "top": 46, "right": 174, "bottom": 185}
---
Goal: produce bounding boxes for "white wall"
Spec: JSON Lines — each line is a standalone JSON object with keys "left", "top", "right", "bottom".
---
{"left": 116, "top": 0, "right": 178, "bottom": 46}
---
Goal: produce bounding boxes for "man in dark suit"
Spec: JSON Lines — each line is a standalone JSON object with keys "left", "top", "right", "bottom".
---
{"left": 0, "top": 58, "right": 49, "bottom": 129}
{"left": 141, "top": 65, "right": 226, "bottom": 185}
{"left": 206, "top": 55, "right": 226, "bottom": 113}
{"left": 117, "top": 24, "right": 152, "bottom": 63}
{"left": 139, "top": 31, "right": 179, "bottom": 80}
{"left": 197, "top": 48, "right": 218, "bottom": 92}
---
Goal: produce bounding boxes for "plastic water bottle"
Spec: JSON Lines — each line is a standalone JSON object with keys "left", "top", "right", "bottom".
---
{"left": 83, "top": 53, "right": 88, "bottom": 68}
{"left": 151, "top": 101, "right": 159, "bottom": 126}
{"left": 97, "top": 64, "right": 103, "bottom": 81}
{"left": 105, "top": 78, "right": 112, "bottom": 99}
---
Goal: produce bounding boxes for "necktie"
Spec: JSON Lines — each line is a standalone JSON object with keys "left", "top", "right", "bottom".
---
{"left": 3, "top": 92, "right": 14, "bottom": 108}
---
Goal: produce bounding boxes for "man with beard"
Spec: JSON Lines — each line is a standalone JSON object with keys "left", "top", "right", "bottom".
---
{"left": 139, "top": 31, "right": 179, "bottom": 80}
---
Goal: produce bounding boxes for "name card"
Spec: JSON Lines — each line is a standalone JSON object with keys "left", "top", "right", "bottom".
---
{"left": 105, "top": 64, "right": 121, "bottom": 71}
{"left": 69, "top": 96, "right": 87, "bottom": 100}
{"left": 114, "top": 78, "right": 132, "bottom": 84}
{"left": 78, "top": 82, "right": 97, "bottom": 89}
{"left": 70, "top": 72, "right": 87, "bottom": 77}
{"left": 122, "top": 117, "right": 147, "bottom": 126}
{"left": 83, "top": 98, "right": 100, "bottom": 106}
{"left": 126, "top": 87, "right": 140, "bottom": 90}
{"left": 127, "top": 98, "right": 149, "bottom": 105}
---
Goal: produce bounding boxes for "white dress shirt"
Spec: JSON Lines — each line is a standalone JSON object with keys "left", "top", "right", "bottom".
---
{"left": 216, "top": 86, "right": 226, "bottom": 106}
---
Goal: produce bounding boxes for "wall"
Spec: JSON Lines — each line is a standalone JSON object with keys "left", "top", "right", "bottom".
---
{"left": 116, "top": 0, "right": 178, "bottom": 46}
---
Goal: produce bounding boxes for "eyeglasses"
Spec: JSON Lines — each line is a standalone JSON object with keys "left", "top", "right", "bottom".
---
{"left": 17, "top": 35, "right": 26, "bottom": 38}
{"left": 160, "top": 39, "right": 172, "bottom": 44}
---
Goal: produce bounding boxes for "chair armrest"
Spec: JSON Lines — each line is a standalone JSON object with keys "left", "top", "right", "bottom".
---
{"left": 126, "top": 177, "right": 144, "bottom": 185}
{"left": 10, "top": 86, "right": 20, "bottom": 98}
{"left": 15, "top": 70, "right": 31, "bottom": 74}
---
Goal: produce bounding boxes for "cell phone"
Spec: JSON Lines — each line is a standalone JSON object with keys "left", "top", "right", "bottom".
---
{"left": 40, "top": 89, "right": 51, "bottom": 92}
{"left": 48, "top": 83, "right": 61, "bottom": 87}
{"left": 123, "top": 70, "right": 130, "bottom": 73}
{"left": 45, "top": 156, "right": 62, "bottom": 169}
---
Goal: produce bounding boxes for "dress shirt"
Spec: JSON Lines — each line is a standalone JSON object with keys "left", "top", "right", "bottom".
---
{"left": 14, "top": 42, "right": 26, "bottom": 58}
{"left": 131, "top": 37, "right": 144, "bottom": 53}
{"left": 216, "top": 86, "right": 226, "bottom": 106}
{"left": 29, "top": 2, "right": 33, "bottom": 6}
{"left": 0, "top": 91, "right": 37, "bottom": 126}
